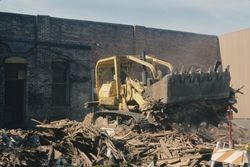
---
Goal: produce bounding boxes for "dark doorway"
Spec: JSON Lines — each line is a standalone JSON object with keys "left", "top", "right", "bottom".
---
{"left": 4, "top": 57, "right": 27, "bottom": 128}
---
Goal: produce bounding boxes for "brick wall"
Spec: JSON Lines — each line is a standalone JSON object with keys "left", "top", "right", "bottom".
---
{"left": 0, "top": 12, "right": 221, "bottom": 128}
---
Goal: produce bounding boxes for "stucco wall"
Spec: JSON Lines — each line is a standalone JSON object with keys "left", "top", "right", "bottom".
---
{"left": 219, "top": 28, "right": 250, "bottom": 118}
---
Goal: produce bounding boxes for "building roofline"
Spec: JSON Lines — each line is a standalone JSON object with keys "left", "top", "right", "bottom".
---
{"left": 0, "top": 11, "right": 216, "bottom": 37}
{"left": 220, "top": 27, "right": 250, "bottom": 36}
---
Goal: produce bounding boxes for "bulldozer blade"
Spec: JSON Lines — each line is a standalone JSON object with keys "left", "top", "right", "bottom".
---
{"left": 144, "top": 71, "right": 231, "bottom": 104}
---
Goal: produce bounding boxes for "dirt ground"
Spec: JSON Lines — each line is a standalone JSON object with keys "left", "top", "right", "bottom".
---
{"left": 233, "top": 118, "right": 250, "bottom": 131}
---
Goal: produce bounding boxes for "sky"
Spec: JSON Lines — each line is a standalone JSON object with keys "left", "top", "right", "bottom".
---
{"left": 0, "top": 0, "right": 250, "bottom": 35}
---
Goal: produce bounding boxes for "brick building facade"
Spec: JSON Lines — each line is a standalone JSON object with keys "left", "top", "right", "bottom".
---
{"left": 0, "top": 12, "right": 221, "bottom": 128}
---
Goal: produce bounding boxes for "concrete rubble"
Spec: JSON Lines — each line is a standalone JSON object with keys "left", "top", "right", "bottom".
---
{"left": 1, "top": 119, "right": 249, "bottom": 167}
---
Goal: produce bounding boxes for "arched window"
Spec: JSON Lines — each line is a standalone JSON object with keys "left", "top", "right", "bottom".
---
{"left": 52, "top": 61, "right": 69, "bottom": 105}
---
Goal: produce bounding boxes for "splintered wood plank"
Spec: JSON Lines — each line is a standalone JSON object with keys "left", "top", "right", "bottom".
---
{"left": 189, "top": 159, "right": 199, "bottom": 167}
{"left": 77, "top": 148, "right": 92, "bottom": 166}
{"left": 181, "top": 154, "right": 202, "bottom": 161}
{"left": 160, "top": 139, "right": 173, "bottom": 158}
{"left": 166, "top": 157, "right": 180, "bottom": 164}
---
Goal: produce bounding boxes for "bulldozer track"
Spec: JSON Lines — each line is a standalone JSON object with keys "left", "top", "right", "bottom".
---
{"left": 92, "top": 110, "right": 151, "bottom": 128}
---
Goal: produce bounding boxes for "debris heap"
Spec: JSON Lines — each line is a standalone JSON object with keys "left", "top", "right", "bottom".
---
{"left": 0, "top": 119, "right": 249, "bottom": 167}
{"left": 0, "top": 119, "right": 216, "bottom": 166}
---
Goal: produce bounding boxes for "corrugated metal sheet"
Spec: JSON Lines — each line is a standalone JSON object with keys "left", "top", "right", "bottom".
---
{"left": 219, "top": 28, "right": 250, "bottom": 118}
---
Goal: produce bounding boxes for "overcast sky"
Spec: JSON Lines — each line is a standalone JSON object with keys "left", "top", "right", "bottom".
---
{"left": 0, "top": 0, "right": 250, "bottom": 35}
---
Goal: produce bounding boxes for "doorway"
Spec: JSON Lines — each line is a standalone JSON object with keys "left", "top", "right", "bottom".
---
{"left": 4, "top": 57, "right": 27, "bottom": 128}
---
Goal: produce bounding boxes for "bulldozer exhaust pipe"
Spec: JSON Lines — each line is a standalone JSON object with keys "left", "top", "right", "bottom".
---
{"left": 141, "top": 51, "right": 148, "bottom": 85}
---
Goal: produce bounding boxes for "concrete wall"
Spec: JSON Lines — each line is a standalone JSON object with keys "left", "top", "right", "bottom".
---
{"left": 0, "top": 12, "right": 221, "bottom": 128}
{"left": 219, "top": 28, "right": 250, "bottom": 118}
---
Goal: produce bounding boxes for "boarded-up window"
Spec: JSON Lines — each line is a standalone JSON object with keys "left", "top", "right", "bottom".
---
{"left": 52, "top": 61, "right": 69, "bottom": 105}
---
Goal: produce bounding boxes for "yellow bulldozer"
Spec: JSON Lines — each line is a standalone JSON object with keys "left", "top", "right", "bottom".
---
{"left": 85, "top": 53, "right": 231, "bottom": 129}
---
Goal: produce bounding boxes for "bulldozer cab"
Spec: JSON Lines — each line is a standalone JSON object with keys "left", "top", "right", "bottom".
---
{"left": 95, "top": 56, "right": 124, "bottom": 109}
{"left": 95, "top": 55, "right": 174, "bottom": 109}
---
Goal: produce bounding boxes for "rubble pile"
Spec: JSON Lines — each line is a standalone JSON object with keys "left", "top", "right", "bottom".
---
{"left": 0, "top": 120, "right": 212, "bottom": 167}
{"left": 109, "top": 127, "right": 213, "bottom": 166}
{"left": 0, "top": 119, "right": 249, "bottom": 167}
{"left": 204, "top": 123, "right": 250, "bottom": 144}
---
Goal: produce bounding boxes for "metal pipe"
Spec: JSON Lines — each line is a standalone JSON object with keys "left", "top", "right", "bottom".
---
{"left": 227, "top": 105, "right": 234, "bottom": 149}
